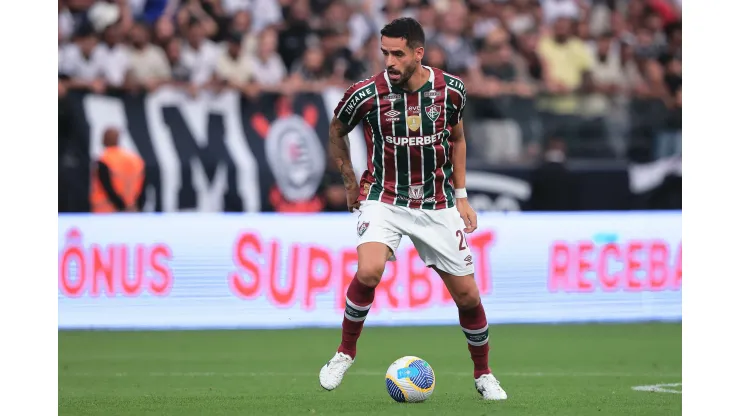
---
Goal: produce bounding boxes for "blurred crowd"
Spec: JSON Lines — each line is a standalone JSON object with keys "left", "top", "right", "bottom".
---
{"left": 59, "top": 0, "right": 682, "bottom": 164}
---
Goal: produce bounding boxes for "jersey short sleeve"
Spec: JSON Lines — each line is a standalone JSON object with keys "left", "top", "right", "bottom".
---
{"left": 445, "top": 75, "right": 467, "bottom": 127}
{"left": 333, "top": 80, "right": 375, "bottom": 130}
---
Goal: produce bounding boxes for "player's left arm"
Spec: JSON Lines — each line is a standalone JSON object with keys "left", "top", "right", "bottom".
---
{"left": 449, "top": 120, "right": 477, "bottom": 234}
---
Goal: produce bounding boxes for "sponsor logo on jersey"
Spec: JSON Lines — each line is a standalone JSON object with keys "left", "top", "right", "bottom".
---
{"left": 407, "top": 105, "right": 421, "bottom": 114}
{"left": 446, "top": 77, "right": 465, "bottom": 91}
{"left": 397, "top": 194, "right": 436, "bottom": 203}
{"left": 425, "top": 104, "right": 441, "bottom": 122}
{"left": 383, "top": 93, "right": 402, "bottom": 103}
{"left": 406, "top": 115, "right": 421, "bottom": 131}
{"left": 384, "top": 131, "right": 445, "bottom": 146}
{"left": 362, "top": 182, "right": 371, "bottom": 195}
{"left": 424, "top": 90, "right": 441, "bottom": 98}
{"left": 357, "top": 221, "right": 369, "bottom": 236}
{"left": 409, "top": 185, "right": 424, "bottom": 200}
{"left": 344, "top": 87, "right": 374, "bottom": 115}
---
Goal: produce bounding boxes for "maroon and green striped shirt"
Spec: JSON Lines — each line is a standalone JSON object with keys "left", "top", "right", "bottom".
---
{"left": 333, "top": 66, "right": 467, "bottom": 210}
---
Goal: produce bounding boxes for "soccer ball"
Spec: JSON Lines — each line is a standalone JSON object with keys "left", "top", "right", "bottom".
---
{"left": 385, "top": 356, "right": 436, "bottom": 403}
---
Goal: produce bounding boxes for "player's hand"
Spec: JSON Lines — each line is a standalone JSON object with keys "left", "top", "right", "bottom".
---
{"left": 346, "top": 185, "right": 361, "bottom": 213}
{"left": 456, "top": 198, "right": 477, "bottom": 233}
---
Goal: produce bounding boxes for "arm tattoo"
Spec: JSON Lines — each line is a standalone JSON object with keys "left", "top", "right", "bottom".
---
{"left": 329, "top": 117, "right": 358, "bottom": 189}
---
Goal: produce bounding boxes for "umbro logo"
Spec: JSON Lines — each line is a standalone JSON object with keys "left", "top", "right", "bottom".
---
{"left": 385, "top": 109, "right": 400, "bottom": 117}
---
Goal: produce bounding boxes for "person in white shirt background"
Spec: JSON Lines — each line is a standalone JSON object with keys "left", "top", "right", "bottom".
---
{"left": 58, "top": 0, "right": 681, "bottom": 165}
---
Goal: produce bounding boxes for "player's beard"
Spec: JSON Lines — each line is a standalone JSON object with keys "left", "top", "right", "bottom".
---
{"left": 387, "top": 63, "right": 416, "bottom": 87}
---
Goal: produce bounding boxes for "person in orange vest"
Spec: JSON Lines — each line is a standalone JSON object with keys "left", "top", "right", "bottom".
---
{"left": 89, "top": 127, "right": 146, "bottom": 213}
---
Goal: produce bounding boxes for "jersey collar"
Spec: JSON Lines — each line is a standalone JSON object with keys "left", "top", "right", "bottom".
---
{"left": 384, "top": 65, "right": 435, "bottom": 94}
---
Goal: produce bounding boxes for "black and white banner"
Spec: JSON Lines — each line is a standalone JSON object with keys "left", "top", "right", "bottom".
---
{"left": 60, "top": 87, "right": 680, "bottom": 213}
{"left": 69, "top": 87, "right": 341, "bottom": 212}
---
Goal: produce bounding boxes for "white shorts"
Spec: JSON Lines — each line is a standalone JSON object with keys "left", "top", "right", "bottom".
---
{"left": 355, "top": 200, "right": 475, "bottom": 276}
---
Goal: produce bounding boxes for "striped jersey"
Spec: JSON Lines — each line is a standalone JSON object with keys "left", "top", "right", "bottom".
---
{"left": 333, "top": 66, "right": 467, "bottom": 210}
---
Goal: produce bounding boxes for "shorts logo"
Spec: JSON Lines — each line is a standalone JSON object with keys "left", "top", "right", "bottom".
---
{"left": 425, "top": 104, "right": 441, "bottom": 122}
{"left": 406, "top": 115, "right": 421, "bottom": 131}
{"left": 358, "top": 221, "right": 369, "bottom": 236}
{"left": 409, "top": 185, "right": 424, "bottom": 200}
{"left": 464, "top": 255, "right": 473, "bottom": 266}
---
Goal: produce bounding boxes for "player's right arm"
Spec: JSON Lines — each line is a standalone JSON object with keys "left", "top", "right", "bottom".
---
{"left": 330, "top": 79, "right": 374, "bottom": 212}
{"left": 328, "top": 116, "right": 360, "bottom": 212}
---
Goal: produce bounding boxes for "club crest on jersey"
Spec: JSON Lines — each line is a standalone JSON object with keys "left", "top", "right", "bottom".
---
{"left": 406, "top": 115, "right": 421, "bottom": 131}
{"left": 424, "top": 90, "right": 440, "bottom": 99}
{"left": 358, "top": 221, "right": 369, "bottom": 236}
{"left": 409, "top": 185, "right": 424, "bottom": 200}
{"left": 383, "top": 93, "right": 401, "bottom": 103}
{"left": 425, "top": 104, "right": 441, "bottom": 122}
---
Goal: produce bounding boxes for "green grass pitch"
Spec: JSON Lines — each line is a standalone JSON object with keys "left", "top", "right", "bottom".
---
{"left": 59, "top": 322, "right": 681, "bottom": 415}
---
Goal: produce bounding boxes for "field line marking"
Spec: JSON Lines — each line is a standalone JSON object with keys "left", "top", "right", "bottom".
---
{"left": 62, "top": 370, "right": 682, "bottom": 378}
{"left": 631, "top": 383, "right": 682, "bottom": 394}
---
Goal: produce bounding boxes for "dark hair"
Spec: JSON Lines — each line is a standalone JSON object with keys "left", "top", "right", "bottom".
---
{"left": 73, "top": 22, "right": 96, "bottom": 39}
{"left": 132, "top": 21, "right": 152, "bottom": 32}
{"left": 380, "top": 17, "right": 425, "bottom": 49}
{"left": 664, "top": 21, "right": 681, "bottom": 39}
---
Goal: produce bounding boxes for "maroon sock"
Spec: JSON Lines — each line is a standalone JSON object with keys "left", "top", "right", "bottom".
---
{"left": 459, "top": 302, "right": 491, "bottom": 379}
{"left": 337, "top": 276, "right": 375, "bottom": 359}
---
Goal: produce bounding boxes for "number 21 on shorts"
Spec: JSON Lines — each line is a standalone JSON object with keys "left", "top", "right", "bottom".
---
{"left": 456, "top": 230, "right": 469, "bottom": 251}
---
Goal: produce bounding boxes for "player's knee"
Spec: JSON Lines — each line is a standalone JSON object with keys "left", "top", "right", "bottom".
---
{"left": 356, "top": 264, "right": 384, "bottom": 288}
{"left": 453, "top": 285, "right": 481, "bottom": 310}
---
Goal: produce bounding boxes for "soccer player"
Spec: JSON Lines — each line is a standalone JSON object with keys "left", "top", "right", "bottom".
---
{"left": 318, "top": 18, "right": 508, "bottom": 401}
